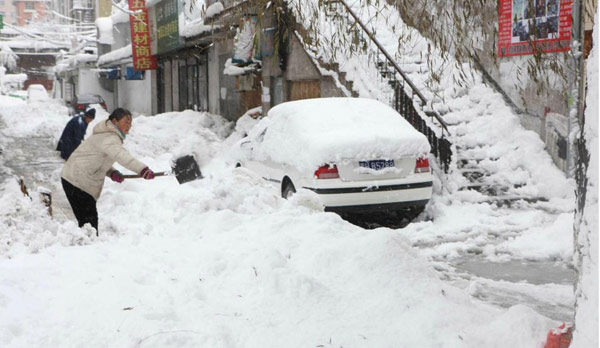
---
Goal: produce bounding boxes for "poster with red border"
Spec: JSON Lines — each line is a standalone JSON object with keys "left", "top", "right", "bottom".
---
{"left": 498, "top": 0, "right": 572, "bottom": 57}
{"left": 128, "top": 0, "right": 157, "bottom": 70}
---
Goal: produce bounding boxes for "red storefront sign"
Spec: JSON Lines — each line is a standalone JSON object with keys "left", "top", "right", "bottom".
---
{"left": 128, "top": 0, "right": 157, "bottom": 70}
{"left": 498, "top": 0, "right": 572, "bottom": 57}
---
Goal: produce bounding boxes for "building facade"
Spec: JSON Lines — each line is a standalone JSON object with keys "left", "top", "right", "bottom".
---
{"left": 0, "top": 0, "right": 18, "bottom": 25}
{"left": 14, "top": 0, "right": 49, "bottom": 26}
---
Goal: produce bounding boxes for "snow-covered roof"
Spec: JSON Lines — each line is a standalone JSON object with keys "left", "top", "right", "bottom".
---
{"left": 2, "top": 39, "right": 68, "bottom": 50}
{"left": 53, "top": 52, "right": 98, "bottom": 73}
{"left": 181, "top": 19, "right": 221, "bottom": 38}
{"left": 180, "top": 2, "right": 224, "bottom": 38}
{"left": 97, "top": 44, "right": 132, "bottom": 66}
{"left": 1, "top": 73, "right": 27, "bottom": 83}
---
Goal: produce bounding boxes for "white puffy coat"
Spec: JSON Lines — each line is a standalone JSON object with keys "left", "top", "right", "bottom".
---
{"left": 61, "top": 120, "right": 147, "bottom": 200}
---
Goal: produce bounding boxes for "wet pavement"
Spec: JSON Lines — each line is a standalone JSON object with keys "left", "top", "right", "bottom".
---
{"left": 342, "top": 207, "right": 575, "bottom": 322}
{"left": 450, "top": 257, "right": 575, "bottom": 321}
{"left": 452, "top": 257, "right": 575, "bottom": 286}
{"left": 0, "top": 117, "right": 74, "bottom": 222}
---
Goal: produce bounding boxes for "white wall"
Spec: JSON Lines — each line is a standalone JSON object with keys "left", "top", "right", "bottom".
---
{"left": 116, "top": 68, "right": 154, "bottom": 116}
{"left": 77, "top": 68, "right": 115, "bottom": 112}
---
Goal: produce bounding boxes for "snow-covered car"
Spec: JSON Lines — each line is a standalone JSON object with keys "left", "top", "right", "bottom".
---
{"left": 8, "top": 90, "right": 27, "bottom": 100}
{"left": 26, "top": 84, "right": 49, "bottom": 102}
{"left": 67, "top": 94, "right": 107, "bottom": 116}
{"left": 236, "top": 97, "right": 433, "bottom": 214}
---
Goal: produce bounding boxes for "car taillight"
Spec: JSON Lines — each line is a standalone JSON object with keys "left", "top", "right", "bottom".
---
{"left": 415, "top": 158, "right": 430, "bottom": 173}
{"left": 314, "top": 164, "right": 339, "bottom": 179}
{"left": 101, "top": 102, "right": 107, "bottom": 110}
{"left": 75, "top": 104, "right": 85, "bottom": 110}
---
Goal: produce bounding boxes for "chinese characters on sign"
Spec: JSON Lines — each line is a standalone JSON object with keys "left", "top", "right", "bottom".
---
{"left": 498, "top": 0, "right": 572, "bottom": 57}
{"left": 128, "top": 0, "right": 157, "bottom": 70}
{"left": 155, "top": 0, "right": 183, "bottom": 54}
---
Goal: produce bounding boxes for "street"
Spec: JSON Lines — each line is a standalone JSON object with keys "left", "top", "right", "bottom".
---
{"left": 0, "top": 97, "right": 575, "bottom": 338}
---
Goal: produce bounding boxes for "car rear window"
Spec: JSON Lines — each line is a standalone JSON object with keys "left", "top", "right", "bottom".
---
{"left": 76, "top": 95, "right": 103, "bottom": 103}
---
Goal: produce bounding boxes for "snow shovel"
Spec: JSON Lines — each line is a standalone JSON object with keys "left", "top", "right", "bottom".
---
{"left": 122, "top": 155, "right": 203, "bottom": 184}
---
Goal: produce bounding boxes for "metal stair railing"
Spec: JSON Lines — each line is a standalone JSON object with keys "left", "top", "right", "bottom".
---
{"left": 329, "top": 0, "right": 453, "bottom": 173}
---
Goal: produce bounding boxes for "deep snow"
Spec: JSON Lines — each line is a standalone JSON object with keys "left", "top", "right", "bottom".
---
{"left": 0, "top": 0, "right": 591, "bottom": 345}
{"left": 0, "top": 94, "right": 572, "bottom": 347}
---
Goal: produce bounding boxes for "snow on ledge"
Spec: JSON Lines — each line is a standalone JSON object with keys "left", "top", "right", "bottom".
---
{"left": 97, "top": 45, "right": 132, "bottom": 66}
{"left": 2, "top": 73, "right": 27, "bottom": 83}
{"left": 96, "top": 17, "right": 115, "bottom": 45}
{"left": 181, "top": 19, "right": 221, "bottom": 38}
{"left": 223, "top": 58, "right": 259, "bottom": 76}
{"left": 205, "top": 2, "right": 224, "bottom": 19}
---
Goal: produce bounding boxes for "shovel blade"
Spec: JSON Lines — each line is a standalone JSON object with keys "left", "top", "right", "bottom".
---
{"left": 172, "top": 155, "right": 202, "bottom": 184}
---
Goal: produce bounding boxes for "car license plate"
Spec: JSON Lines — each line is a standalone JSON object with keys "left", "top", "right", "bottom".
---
{"left": 358, "top": 160, "right": 395, "bottom": 170}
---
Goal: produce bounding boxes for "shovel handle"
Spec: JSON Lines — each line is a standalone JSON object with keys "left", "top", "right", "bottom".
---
{"left": 122, "top": 171, "right": 170, "bottom": 179}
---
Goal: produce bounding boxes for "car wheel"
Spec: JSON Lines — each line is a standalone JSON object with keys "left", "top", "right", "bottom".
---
{"left": 282, "top": 179, "right": 296, "bottom": 199}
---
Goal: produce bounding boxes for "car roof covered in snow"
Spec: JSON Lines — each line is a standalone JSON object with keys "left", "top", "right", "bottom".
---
{"left": 250, "top": 97, "right": 430, "bottom": 173}
{"left": 75, "top": 94, "right": 104, "bottom": 103}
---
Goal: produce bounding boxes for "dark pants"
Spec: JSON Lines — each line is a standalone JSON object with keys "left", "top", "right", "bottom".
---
{"left": 61, "top": 178, "right": 98, "bottom": 235}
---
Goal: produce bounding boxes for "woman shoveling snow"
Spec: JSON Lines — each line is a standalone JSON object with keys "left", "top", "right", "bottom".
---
{"left": 60, "top": 108, "right": 156, "bottom": 235}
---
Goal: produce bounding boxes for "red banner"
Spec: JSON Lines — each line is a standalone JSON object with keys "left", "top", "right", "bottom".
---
{"left": 498, "top": 0, "right": 572, "bottom": 57}
{"left": 128, "top": 0, "right": 157, "bottom": 70}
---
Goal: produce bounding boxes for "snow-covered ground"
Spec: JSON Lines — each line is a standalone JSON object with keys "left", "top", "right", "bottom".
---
{"left": 0, "top": 0, "right": 590, "bottom": 344}
{"left": 0, "top": 90, "right": 577, "bottom": 347}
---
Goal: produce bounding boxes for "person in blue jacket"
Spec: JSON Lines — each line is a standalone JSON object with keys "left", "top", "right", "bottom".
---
{"left": 56, "top": 107, "right": 96, "bottom": 160}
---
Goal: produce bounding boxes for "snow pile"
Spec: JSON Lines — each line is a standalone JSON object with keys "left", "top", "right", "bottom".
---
{"left": 493, "top": 212, "right": 574, "bottom": 260}
{"left": 249, "top": 98, "right": 430, "bottom": 173}
{"left": 0, "top": 175, "right": 558, "bottom": 347}
{"left": 0, "top": 95, "right": 67, "bottom": 138}
{"left": 227, "top": 106, "right": 263, "bottom": 141}
{"left": 571, "top": 9, "right": 599, "bottom": 347}
{"left": 0, "top": 180, "right": 95, "bottom": 258}
{"left": 117, "top": 109, "right": 233, "bottom": 170}
{"left": 0, "top": 98, "right": 565, "bottom": 347}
